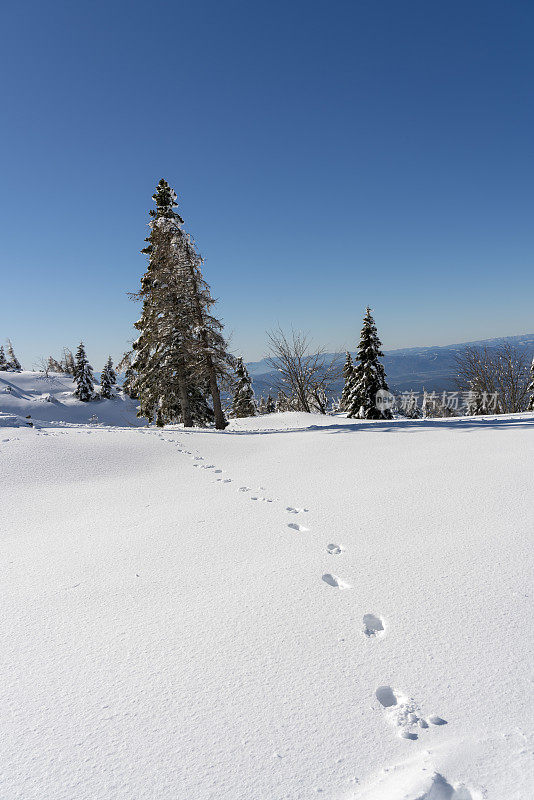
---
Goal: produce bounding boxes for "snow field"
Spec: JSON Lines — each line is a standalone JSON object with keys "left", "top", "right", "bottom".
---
{"left": 0, "top": 411, "right": 533, "bottom": 798}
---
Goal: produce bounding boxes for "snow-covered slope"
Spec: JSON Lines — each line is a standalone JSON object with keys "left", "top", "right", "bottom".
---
{"left": 0, "top": 411, "right": 533, "bottom": 799}
{"left": 0, "top": 371, "right": 144, "bottom": 427}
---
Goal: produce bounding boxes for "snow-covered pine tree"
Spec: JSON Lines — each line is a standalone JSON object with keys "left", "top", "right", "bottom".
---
{"left": 99, "top": 361, "right": 113, "bottom": 399}
{"left": 6, "top": 339, "right": 22, "bottom": 371}
{"left": 0, "top": 346, "right": 8, "bottom": 370}
{"left": 340, "top": 352, "right": 355, "bottom": 411}
{"left": 257, "top": 396, "right": 267, "bottom": 414}
{"left": 62, "top": 348, "right": 76, "bottom": 376}
{"left": 231, "top": 357, "right": 256, "bottom": 417}
{"left": 74, "top": 342, "right": 94, "bottom": 401}
{"left": 105, "top": 356, "right": 117, "bottom": 386}
{"left": 275, "top": 390, "right": 287, "bottom": 412}
{"left": 347, "top": 308, "right": 392, "bottom": 420}
{"left": 266, "top": 395, "right": 275, "bottom": 413}
{"left": 47, "top": 356, "right": 64, "bottom": 373}
{"left": 133, "top": 179, "right": 230, "bottom": 428}
{"left": 527, "top": 358, "right": 534, "bottom": 411}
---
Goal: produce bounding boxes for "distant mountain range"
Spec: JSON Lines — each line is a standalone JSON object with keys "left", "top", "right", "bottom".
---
{"left": 246, "top": 334, "right": 534, "bottom": 398}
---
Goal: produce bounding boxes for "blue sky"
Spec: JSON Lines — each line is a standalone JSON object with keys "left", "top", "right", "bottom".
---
{"left": 1, "top": 0, "right": 533, "bottom": 369}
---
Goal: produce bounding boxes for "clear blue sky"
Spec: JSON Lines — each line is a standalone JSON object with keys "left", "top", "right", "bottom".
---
{"left": 1, "top": 0, "right": 533, "bottom": 369}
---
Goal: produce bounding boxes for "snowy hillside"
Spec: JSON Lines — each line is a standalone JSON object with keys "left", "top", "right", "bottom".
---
{"left": 0, "top": 371, "right": 144, "bottom": 427}
{"left": 1, "top": 409, "right": 533, "bottom": 799}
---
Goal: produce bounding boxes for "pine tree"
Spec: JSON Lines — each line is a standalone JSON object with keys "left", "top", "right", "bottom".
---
{"left": 0, "top": 346, "right": 7, "bottom": 370}
{"left": 74, "top": 342, "right": 94, "bottom": 402}
{"left": 231, "top": 357, "right": 256, "bottom": 417}
{"left": 266, "top": 395, "right": 275, "bottom": 413}
{"left": 105, "top": 356, "right": 117, "bottom": 386}
{"left": 257, "top": 396, "right": 267, "bottom": 414}
{"left": 340, "top": 352, "right": 355, "bottom": 411}
{"left": 62, "top": 349, "right": 76, "bottom": 376}
{"left": 347, "top": 307, "right": 392, "bottom": 420}
{"left": 527, "top": 358, "right": 534, "bottom": 411}
{"left": 47, "top": 356, "right": 64, "bottom": 373}
{"left": 132, "top": 179, "right": 230, "bottom": 428}
{"left": 6, "top": 339, "right": 22, "bottom": 371}
{"left": 100, "top": 361, "right": 113, "bottom": 399}
{"left": 123, "top": 366, "right": 138, "bottom": 398}
{"left": 275, "top": 390, "right": 288, "bottom": 412}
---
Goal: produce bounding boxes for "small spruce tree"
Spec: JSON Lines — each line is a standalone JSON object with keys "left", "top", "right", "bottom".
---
{"left": 231, "top": 358, "right": 256, "bottom": 417}
{"left": 527, "top": 358, "right": 534, "bottom": 411}
{"left": 347, "top": 307, "right": 392, "bottom": 420}
{"left": 266, "top": 394, "right": 275, "bottom": 413}
{"left": 0, "top": 346, "right": 7, "bottom": 370}
{"left": 257, "top": 396, "right": 267, "bottom": 414}
{"left": 100, "top": 361, "right": 114, "bottom": 399}
{"left": 340, "top": 352, "right": 355, "bottom": 411}
{"left": 275, "top": 390, "right": 287, "bottom": 412}
{"left": 105, "top": 356, "right": 117, "bottom": 386}
{"left": 74, "top": 342, "right": 94, "bottom": 402}
{"left": 6, "top": 339, "right": 22, "bottom": 371}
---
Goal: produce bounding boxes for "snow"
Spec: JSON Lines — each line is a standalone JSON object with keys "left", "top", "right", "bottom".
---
{"left": 1, "top": 372, "right": 533, "bottom": 799}
{"left": 0, "top": 371, "right": 145, "bottom": 428}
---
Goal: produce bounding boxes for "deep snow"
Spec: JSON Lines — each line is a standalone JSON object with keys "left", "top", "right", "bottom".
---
{"left": 1, "top": 373, "right": 533, "bottom": 799}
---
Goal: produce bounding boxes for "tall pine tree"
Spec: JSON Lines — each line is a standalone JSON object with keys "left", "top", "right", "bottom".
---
{"left": 347, "top": 307, "right": 392, "bottom": 420}
{"left": 133, "top": 179, "right": 229, "bottom": 428}
{"left": 231, "top": 358, "right": 256, "bottom": 417}
{"left": 105, "top": 356, "right": 117, "bottom": 386}
{"left": 74, "top": 342, "right": 94, "bottom": 401}
{"left": 0, "top": 346, "right": 7, "bottom": 370}
{"left": 340, "top": 352, "right": 355, "bottom": 411}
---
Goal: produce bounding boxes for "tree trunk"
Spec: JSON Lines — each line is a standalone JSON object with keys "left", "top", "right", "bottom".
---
{"left": 177, "top": 361, "right": 193, "bottom": 427}
{"left": 206, "top": 353, "right": 228, "bottom": 429}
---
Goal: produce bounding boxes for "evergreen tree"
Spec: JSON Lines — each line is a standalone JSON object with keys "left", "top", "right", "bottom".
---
{"left": 74, "top": 342, "right": 94, "bottom": 401}
{"left": 527, "top": 358, "right": 534, "bottom": 411}
{"left": 275, "top": 390, "right": 288, "bottom": 412}
{"left": 133, "top": 179, "right": 230, "bottom": 428}
{"left": 231, "top": 357, "right": 256, "bottom": 417}
{"left": 266, "top": 394, "right": 275, "bottom": 413}
{"left": 105, "top": 356, "right": 117, "bottom": 386}
{"left": 0, "top": 346, "right": 7, "bottom": 370}
{"left": 47, "top": 356, "right": 64, "bottom": 373}
{"left": 62, "top": 348, "right": 76, "bottom": 376}
{"left": 6, "top": 339, "right": 22, "bottom": 371}
{"left": 100, "top": 361, "right": 113, "bottom": 399}
{"left": 257, "top": 396, "right": 267, "bottom": 414}
{"left": 347, "top": 307, "right": 392, "bottom": 420}
{"left": 340, "top": 352, "right": 355, "bottom": 411}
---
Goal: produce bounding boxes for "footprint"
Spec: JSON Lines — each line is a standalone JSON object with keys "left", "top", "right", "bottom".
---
{"left": 322, "top": 573, "right": 352, "bottom": 589}
{"left": 288, "top": 523, "right": 309, "bottom": 532}
{"left": 239, "top": 487, "right": 250, "bottom": 492}
{"left": 286, "top": 507, "right": 308, "bottom": 514}
{"left": 428, "top": 715, "right": 448, "bottom": 726}
{"left": 363, "top": 613, "right": 385, "bottom": 637}
{"left": 375, "top": 687, "right": 445, "bottom": 741}
{"left": 375, "top": 685, "right": 398, "bottom": 708}
{"left": 326, "top": 543, "right": 343, "bottom": 555}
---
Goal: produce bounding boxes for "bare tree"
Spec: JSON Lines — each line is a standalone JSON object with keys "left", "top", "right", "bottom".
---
{"left": 454, "top": 344, "right": 531, "bottom": 413}
{"left": 266, "top": 327, "right": 342, "bottom": 414}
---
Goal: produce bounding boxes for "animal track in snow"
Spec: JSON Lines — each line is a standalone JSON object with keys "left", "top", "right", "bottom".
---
{"left": 286, "top": 506, "right": 308, "bottom": 514}
{"left": 363, "top": 613, "right": 385, "bottom": 637}
{"left": 326, "top": 543, "right": 343, "bottom": 555}
{"left": 238, "top": 486, "right": 250, "bottom": 492}
{"left": 288, "top": 522, "right": 309, "bottom": 532}
{"left": 375, "top": 686, "right": 447, "bottom": 740}
{"left": 322, "top": 573, "right": 352, "bottom": 589}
